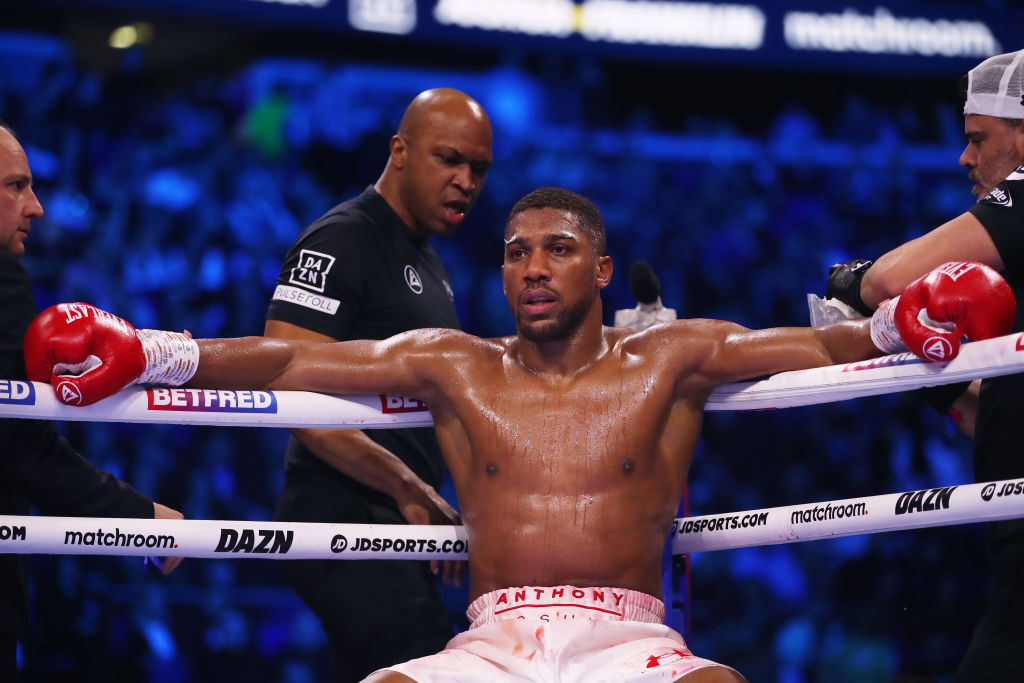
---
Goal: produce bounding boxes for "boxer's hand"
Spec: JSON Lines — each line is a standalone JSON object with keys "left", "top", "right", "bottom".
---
{"left": 24, "top": 303, "right": 146, "bottom": 406}
{"left": 871, "top": 261, "right": 1015, "bottom": 362}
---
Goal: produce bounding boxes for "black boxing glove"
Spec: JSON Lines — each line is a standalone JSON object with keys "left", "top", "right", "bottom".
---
{"left": 826, "top": 259, "right": 874, "bottom": 316}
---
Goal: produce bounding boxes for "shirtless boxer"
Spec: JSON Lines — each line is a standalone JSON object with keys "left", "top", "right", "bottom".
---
{"left": 24, "top": 188, "right": 1015, "bottom": 682}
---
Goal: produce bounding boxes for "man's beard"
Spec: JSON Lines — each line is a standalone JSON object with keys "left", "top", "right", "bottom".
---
{"left": 973, "top": 149, "right": 1024, "bottom": 199}
{"left": 517, "top": 290, "right": 595, "bottom": 343}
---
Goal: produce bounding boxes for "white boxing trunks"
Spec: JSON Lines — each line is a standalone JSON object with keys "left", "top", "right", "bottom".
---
{"left": 378, "top": 585, "right": 738, "bottom": 682}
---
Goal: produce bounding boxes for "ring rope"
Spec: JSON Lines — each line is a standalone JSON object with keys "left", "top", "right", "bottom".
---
{"left": 0, "top": 478, "right": 1020, "bottom": 560}
{"left": 0, "top": 515, "right": 469, "bottom": 560}
{"left": 706, "top": 331, "right": 1024, "bottom": 410}
{"left": 670, "top": 478, "right": 1024, "bottom": 555}
{"left": 3, "top": 333, "right": 1023, "bottom": 426}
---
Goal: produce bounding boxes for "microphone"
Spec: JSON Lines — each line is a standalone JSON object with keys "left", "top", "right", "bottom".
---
{"left": 629, "top": 262, "right": 661, "bottom": 305}
{"left": 615, "top": 261, "right": 677, "bottom": 331}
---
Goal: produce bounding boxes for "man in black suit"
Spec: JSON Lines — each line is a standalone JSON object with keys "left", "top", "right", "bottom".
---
{"left": 0, "top": 120, "right": 183, "bottom": 680}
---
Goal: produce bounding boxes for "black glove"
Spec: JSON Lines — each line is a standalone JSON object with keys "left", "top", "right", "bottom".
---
{"left": 826, "top": 259, "right": 874, "bottom": 316}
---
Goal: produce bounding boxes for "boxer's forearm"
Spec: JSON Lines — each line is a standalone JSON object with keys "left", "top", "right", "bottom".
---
{"left": 815, "top": 319, "right": 881, "bottom": 365}
{"left": 190, "top": 333, "right": 438, "bottom": 399}
{"left": 189, "top": 337, "right": 303, "bottom": 391}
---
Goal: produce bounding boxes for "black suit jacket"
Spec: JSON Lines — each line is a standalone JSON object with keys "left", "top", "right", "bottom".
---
{"left": 0, "top": 252, "right": 152, "bottom": 638}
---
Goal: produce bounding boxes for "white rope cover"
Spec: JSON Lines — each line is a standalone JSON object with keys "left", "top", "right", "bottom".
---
{"left": 0, "top": 515, "right": 469, "bottom": 560}
{"left": 705, "top": 331, "right": 1024, "bottom": 410}
{"left": 4, "top": 332, "right": 1023, "bottom": 425}
{"left": 0, "top": 384, "right": 435, "bottom": 428}
{"left": 670, "top": 478, "right": 1024, "bottom": 555}
{"left": 1, "top": 478, "right": 1021, "bottom": 560}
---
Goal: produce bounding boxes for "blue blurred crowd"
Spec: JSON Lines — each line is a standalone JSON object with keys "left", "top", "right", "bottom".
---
{"left": 0, "top": 26, "right": 992, "bottom": 683}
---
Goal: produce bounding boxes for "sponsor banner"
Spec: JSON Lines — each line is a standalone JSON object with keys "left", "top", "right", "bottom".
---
{"left": 894, "top": 486, "right": 956, "bottom": 515}
{"left": 215, "top": 528, "right": 294, "bottom": 554}
{"left": 272, "top": 284, "right": 341, "bottom": 315}
{"left": 379, "top": 395, "right": 429, "bottom": 414}
{"left": 672, "top": 478, "right": 1024, "bottom": 555}
{"left": 0, "top": 515, "right": 469, "bottom": 560}
{"left": 842, "top": 355, "right": 921, "bottom": 372}
{"left": 147, "top": 388, "right": 278, "bottom": 413}
{"left": 329, "top": 533, "right": 468, "bottom": 556}
{"left": 0, "top": 382, "right": 434, "bottom": 429}
{"left": 64, "top": 527, "right": 177, "bottom": 551}
{"left": 672, "top": 511, "right": 770, "bottom": 535}
{"left": 28, "top": 0, "right": 1021, "bottom": 75}
{"left": 790, "top": 500, "right": 868, "bottom": 525}
{"left": 980, "top": 480, "right": 1024, "bottom": 502}
{"left": 0, "top": 380, "right": 34, "bottom": 405}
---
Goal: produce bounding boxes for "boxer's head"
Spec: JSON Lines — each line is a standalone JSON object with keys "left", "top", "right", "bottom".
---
{"left": 502, "top": 188, "right": 612, "bottom": 343}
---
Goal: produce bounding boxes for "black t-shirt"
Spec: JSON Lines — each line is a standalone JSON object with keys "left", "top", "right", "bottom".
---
{"left": 968, "top": 166, "right": 1024, "bottom": 550}
{"left": 266, "top": 187, "right": 459, "bottom": 500}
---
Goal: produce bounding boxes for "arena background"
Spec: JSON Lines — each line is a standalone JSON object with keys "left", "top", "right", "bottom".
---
{"left": 3, "top": 0, "right": 1023, "bottom": 680}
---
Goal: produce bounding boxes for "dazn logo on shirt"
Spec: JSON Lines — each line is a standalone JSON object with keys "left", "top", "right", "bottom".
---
{"left": 289, "top": 249, "right": 336, "bottom": 293}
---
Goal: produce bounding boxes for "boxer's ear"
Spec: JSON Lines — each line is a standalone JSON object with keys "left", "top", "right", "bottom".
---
{"left": 595, "top": 255, "right": 612, "bottom": 290}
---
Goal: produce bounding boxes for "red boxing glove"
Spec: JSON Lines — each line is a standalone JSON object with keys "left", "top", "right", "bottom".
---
{"left": 24, "top": 303, "right": 146, "bottom": 406}
{"left": 871, "top": 261, "right": 1016, "bottom": 362}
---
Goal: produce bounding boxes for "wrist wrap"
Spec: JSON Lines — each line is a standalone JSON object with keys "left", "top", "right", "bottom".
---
{"left": 137, "top": 330, "right": 199, "bottom": 386}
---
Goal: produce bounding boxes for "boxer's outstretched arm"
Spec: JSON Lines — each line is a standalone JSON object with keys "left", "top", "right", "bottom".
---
{"left": 191, "top": 328, "right": 462, "bottom": 400}
{"left": 685, "top": 260, "right": 1014, "bottom": 390}
{"left": 26, "top": 303, "right": 467, "bottom": 406}
{"left": 680, "top": 318, "right": 879, "bottom": 392}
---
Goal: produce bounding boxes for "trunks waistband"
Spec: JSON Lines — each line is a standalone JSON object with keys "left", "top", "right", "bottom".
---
{"left": 466, "top": 585, "right": 665, "bottom": 629}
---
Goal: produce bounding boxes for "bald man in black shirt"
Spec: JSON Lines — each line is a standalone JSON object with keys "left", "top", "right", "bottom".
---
{"left": 265, "top": 89, "right": 492, "bottom": 681}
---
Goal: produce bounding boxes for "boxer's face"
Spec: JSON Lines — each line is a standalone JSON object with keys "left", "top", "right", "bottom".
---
{"left": 960, "top": 114, "right": 1024, "bottom": 199}
{"left": 0, "top": 129, "right": 43, "bottom": 257}
{"left": 502, "top": 207, "right": 611, "bottom": 343}
{"left": 395, "top": 105, "right": 492, "bottom": 237}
